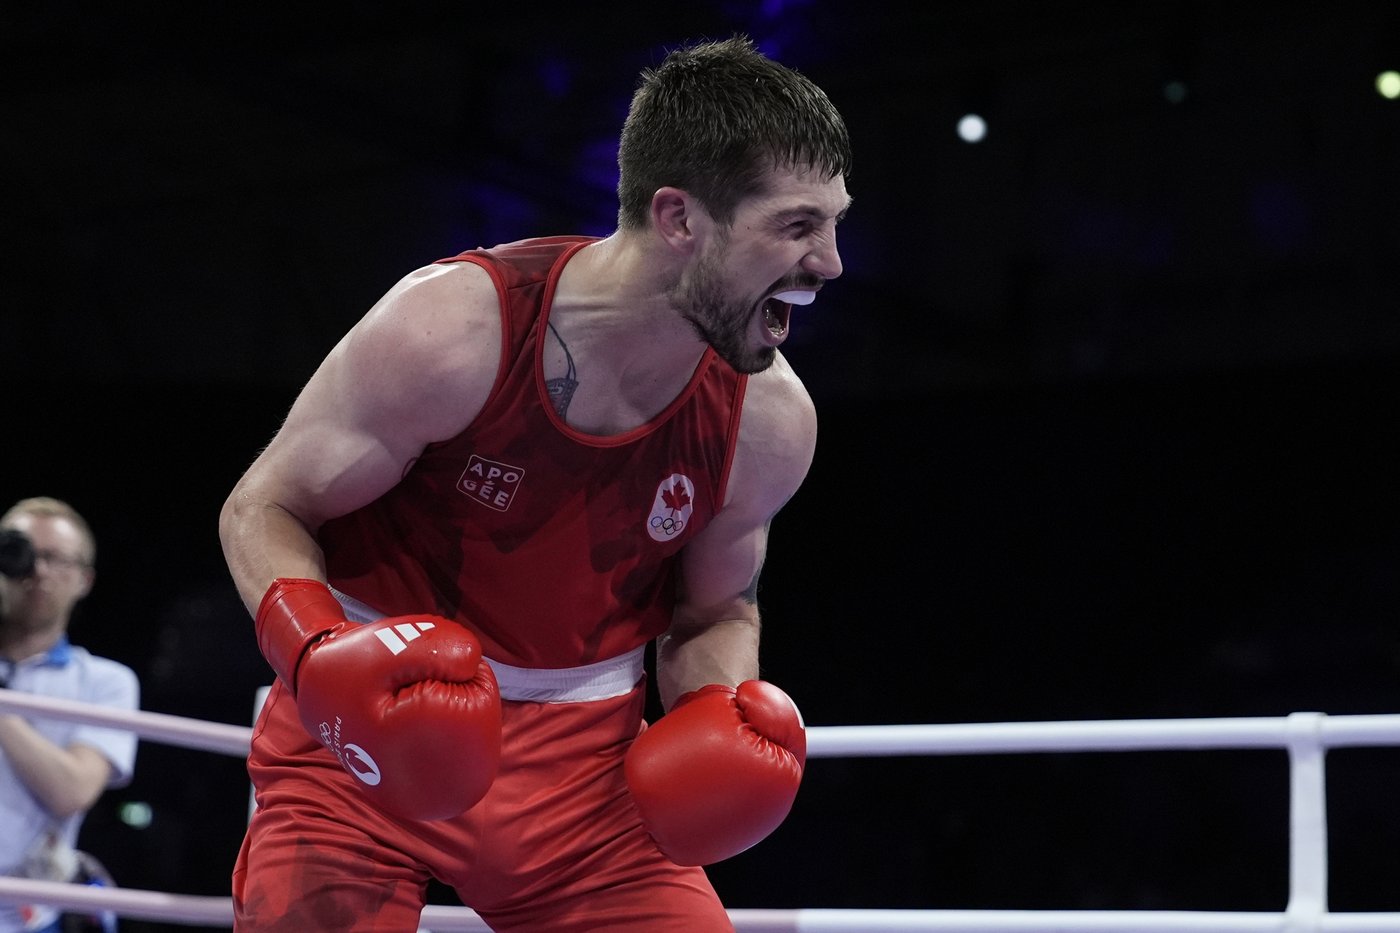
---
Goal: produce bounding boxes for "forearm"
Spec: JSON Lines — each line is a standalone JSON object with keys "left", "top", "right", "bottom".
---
{"left": 0, "top": 715, "right": 109, "bottom": 817}
{"left": 655, "top": 615, "right": 760, "bottom": 711}
{"left": 219, "top": 490, "right": 327, "bottom": 614}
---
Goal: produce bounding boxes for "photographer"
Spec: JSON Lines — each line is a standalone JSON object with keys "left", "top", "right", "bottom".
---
{"left": 0, "top": 498, "right": 138, "bottom": 933}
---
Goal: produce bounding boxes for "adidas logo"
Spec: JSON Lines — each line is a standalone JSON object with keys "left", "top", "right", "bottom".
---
{"left": 373, "top": 620, "right": 436, "bottom": 656}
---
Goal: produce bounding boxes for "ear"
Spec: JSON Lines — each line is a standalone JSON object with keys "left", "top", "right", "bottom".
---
{"left": 650, "top": 186, "right": 702, "bottom": 255}
{"left": 76, "top": 566, "right": 95, "bottom": 601}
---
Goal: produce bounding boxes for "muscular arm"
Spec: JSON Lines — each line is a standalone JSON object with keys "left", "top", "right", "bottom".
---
{"left": 0, "top": 716, "right": 111, "bottom": 818}
{"left": 657, "top": 353, "right": 817, "bottom": 710}
{"left": 219, "top": 261, "right": 504, "bottom": 614}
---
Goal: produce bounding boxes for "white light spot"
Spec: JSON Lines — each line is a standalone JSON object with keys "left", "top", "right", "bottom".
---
{"left": 957, "top": 113, "right": 987, "bottom": 144}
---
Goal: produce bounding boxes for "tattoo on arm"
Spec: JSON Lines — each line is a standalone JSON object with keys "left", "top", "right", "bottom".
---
{"left": 545, "top": 321, "right": 579, "bottom": 418}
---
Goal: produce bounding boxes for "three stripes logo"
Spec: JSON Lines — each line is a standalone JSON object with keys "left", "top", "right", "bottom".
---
{"left": 319, "top": 620, "right": 439, "bottom": 789}
{"left": 374, "top": 619, "right": 436, "bottom": 655}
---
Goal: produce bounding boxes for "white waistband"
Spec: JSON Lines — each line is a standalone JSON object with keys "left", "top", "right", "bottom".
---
{"left": 329, "top": 587, "right": 645, "bottom": 703}
{"left": 486, "top": 647, "right": 645, "bottom": 703}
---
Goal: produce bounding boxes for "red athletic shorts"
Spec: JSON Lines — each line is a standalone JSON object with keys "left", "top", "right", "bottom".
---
{"left": 233, "top": 679, "right": 733, "bottom": 932}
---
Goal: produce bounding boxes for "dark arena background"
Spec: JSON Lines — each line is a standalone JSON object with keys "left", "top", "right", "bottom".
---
{"left": 4, "top": 3, "right": 1399, "bottom": 928}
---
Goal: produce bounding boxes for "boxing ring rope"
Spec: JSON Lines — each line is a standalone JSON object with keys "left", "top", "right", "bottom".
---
{"left": 3, "top": 688, "right": 1399, "bottom": 932}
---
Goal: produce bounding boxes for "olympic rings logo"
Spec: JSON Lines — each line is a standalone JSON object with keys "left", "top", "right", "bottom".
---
{"left": 650, "top": 514, "right": 685, "bottom": 536}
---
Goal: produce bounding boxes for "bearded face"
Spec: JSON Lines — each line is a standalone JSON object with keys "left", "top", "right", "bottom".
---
{"left": 670, "top": 233, "right": 780, "bottom": 375}
{"left": 665, "top": 167, "right": 847, "bottom": 374}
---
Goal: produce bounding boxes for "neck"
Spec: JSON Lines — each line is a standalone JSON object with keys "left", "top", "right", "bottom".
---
{"left": 0, "top": 621, "right": 66, "bottom": 663}
{"left": 558, "top": 234, "right": 707, "bottom": 362}
{"left": 548, "top": 233, "right": 709, "bottom": 434}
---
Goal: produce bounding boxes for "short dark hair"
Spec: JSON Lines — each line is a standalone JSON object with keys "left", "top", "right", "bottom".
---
{"left": 616, "top": 35, "right": 852, "bottom": 229}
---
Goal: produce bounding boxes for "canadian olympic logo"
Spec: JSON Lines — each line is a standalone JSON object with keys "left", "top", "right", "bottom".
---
{"left": 647, "top": 473, "right": 696, "bottom": 543}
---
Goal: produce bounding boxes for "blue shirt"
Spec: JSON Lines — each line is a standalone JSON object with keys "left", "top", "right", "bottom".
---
{"left": 0, "top": 637, "right": 139, "bottom": 933}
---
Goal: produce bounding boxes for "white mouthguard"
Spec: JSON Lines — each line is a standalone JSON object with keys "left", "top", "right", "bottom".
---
{"left": 773, "top": 290, "right": 816, "bottom": 305}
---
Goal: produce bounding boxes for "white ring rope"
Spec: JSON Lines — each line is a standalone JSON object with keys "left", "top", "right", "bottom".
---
{"left": 3, "top": 687, "right": 1400, "bottom": 932}
{"left": 0, "top": 688, "right": 251, "bottom": 756}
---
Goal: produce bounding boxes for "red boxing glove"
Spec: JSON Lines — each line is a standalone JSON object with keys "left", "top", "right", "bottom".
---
{"left": 255, "top": 578, "right": 502, "bottom": 821}
{"left": 624, "top": 679, "right": 806, "bottom": 865}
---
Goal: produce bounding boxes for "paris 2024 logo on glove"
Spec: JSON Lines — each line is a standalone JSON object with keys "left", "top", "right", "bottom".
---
{"left": 314, "top": 618, "right": 440, "bottom": 788}
{"left": 319, "top": 719, "right": 381, "bottom": 786}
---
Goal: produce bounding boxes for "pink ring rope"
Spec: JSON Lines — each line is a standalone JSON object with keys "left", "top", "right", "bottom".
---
{"left": 3, "top": 688, "right": 1399, "bottom": 932}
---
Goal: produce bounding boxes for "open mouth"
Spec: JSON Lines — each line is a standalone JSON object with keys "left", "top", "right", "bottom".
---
{"left": 763, "top": 297, "right": 790, "bottom": 338}
{"left": 763, "top": 288, "right": 818, "bottom": 338}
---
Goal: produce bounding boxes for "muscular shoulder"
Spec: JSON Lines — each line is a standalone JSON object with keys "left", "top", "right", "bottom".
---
{"left": 355, "top": 261, "right": 500, "bottom": 379}
{"left": 727, "top": 352, "right": 818, "bottom": 518}
{"left": 336, "top": 260, "right": 504, "bottom": 442}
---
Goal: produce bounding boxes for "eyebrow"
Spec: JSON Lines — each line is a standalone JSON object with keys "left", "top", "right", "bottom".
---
{"left": 774, "top": 197, "right": 853, "bottom": 225}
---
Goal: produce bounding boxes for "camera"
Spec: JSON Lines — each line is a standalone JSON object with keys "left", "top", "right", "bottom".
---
{"left": 0, "top": 528, "right": 36, "bottom": 579}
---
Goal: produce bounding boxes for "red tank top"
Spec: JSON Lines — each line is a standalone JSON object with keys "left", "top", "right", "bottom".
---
{"left": 318, "top": 236, "right": 748, "bottom": 668}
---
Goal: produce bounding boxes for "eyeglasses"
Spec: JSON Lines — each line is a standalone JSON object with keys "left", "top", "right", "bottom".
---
{"left": 32, "top": 549, "right": 91, "bottom": 571}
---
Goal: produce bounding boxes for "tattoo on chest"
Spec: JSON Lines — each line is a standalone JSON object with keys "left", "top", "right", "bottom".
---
{"left": 545, "top": 320, "right": 579, "bottom": 418}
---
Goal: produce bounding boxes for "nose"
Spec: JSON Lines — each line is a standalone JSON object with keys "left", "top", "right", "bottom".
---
{"left": 801, "top": 233, "right": 843, "bottom": 280}
{"left": 29, "top": 553, "right": 59, "bottom": 577}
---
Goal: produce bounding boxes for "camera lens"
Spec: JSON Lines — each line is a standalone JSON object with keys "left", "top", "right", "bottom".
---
{"left": 0, "top": 529, "right": 36, "bottom": 579}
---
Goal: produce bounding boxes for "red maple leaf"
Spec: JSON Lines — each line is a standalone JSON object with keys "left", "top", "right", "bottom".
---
{"left": 661, "top": 481, "right": 691, "bottom": 512}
